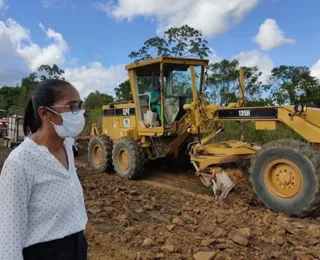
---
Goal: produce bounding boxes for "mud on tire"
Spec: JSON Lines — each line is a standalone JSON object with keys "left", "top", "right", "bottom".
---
{"left": 88, "top": 135, "right": 113, "bottom": 173}
{"left": 112, "top": 137, "right": 145, "bottom": 180}
{"left": 249, "top": 139, "right": 320, "bottom": 217}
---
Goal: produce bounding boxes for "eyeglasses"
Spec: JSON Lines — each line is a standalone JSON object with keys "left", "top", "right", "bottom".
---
{"left": 50, "top": 102, "right": 85, "bottom": 114}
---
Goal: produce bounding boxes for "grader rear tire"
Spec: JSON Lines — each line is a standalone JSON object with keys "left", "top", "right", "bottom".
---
{"left": 112, "top": 137, "right": 145, "bottom": 180}
{"left": 249, "top": 139, "right": 320, "bottom": 217}
{"left": 88, "top": 135, "right": 113, "bottom": 173}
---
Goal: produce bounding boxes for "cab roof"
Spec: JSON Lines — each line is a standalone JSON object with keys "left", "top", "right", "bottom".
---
{"left": 125, "top": 56, "right": 209, "bottom": 71}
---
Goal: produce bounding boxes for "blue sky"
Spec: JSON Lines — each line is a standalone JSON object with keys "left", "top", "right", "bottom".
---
{"left": 1, "top": 0, "right": 320, "bottom": 97}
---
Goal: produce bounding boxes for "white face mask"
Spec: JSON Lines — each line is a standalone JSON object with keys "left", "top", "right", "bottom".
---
{"left": 47, "top": 108, "right": 85, "bottom": 138}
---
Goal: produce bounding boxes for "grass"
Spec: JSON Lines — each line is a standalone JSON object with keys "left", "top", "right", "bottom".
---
{"left": 216, "top": 120, "right": 303, "bottom": 145}
{"left": 84, "top": 110, "right": 304, "bottom": 146}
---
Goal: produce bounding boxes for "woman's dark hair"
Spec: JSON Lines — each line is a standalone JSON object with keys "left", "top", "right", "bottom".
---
{"left": 23, "top": 79, "right": 71, "bottom": 136}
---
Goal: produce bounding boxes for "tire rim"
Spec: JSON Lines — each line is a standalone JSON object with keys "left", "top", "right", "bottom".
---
{"left": 117, "top": 148, "right": 130, "bottom": 171}
{"left": 92, "top": 144, "right": 102, "bottom": 165}
{"left": 264, "top": 158, "right": 303, "bottom": 200}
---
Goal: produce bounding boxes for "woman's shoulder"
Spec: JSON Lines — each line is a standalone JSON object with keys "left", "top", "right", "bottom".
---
{"left": 1, "top": 139, "right": 34, "bottom": 175}
{"left": 4, "top": 138, "right": 34, "bottom": 164}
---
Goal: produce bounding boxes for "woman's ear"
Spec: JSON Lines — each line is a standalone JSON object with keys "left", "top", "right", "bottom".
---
{"left": 38, "top": 106, "right": 50, "bottom": 122}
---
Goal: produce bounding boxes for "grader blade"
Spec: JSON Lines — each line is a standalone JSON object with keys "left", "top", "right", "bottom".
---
{"left": 212, "top": 171, "right": 235, "bottom": 201}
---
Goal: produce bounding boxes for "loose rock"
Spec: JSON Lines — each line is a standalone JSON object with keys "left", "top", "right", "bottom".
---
{"left": 142, "top": 238, "right": 153, "bottom": 247}
{"left": 161, "top": 245, "right": 175, "bottom": 253}
{"left": 271, "top": 235, "right": 285, "bottom": 246}
{"left": 166, "top": 224, "right": 175, "bottom": 231}
{"left": 193, "top": 251, "right": 217, "bottom": 260}
{"left": 238, "top": 228, "right": 251, "bottom": 238}
{"left": 212, "top": 227, "right": 224, "bottom": 238}
{"left": 172, "top": 218, "right": 183, "bottom": 225}
{"left": 228, "top": 228, "right": 250, "bottom": 246}
{"left": 263, "top": 214, "right": 270, "bottom": 224}
{"left": 129, "top": 190, "right": 139, "bottom": 195}
{"left": 87, "top": 206, "right": 102, "bottom": 215}
{"left": 215, "top": 252, "right": 232, "bottom": 260}
{"left": 201, "top": 239, "right": 215, "bottom": 246}
{"left": 155, "top": 253, "right": 164, "bottom": 259}
{"left": 231, "top": 234, "right": 249, "bottom": 246}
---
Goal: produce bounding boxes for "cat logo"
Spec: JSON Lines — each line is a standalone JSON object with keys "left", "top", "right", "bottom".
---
{"left": 123, "top": 108, "right": 130, "bottom": 116}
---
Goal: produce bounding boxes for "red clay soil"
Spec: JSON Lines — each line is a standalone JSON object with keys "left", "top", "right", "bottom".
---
{"left": 1, "top": 145, "right": 320, "bottom": 260}
{"left": 77, "top": 164, "right": 320, "bottom": 260}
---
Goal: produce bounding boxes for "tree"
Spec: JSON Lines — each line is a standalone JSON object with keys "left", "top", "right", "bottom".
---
{"left": 114, "top": 80, "right": 132, "bottom": 102}
{"left": 117, "top": 25, "right": 212, "bottom": 100}
{"left": 129, "top": 25, "right": 211, "bottom": 62}
{"left": 206, "top": 59, "right": 271, "bottom": 106}
{"left": 0, "top": 86, "right": 21, "bottom": 110}
{"left": 11, "top": 64, "right": 66, "bottom": 112}
{"left": 38, "top": 64, "right": 65, "bottom": 81}
{"left": 12, "top": 72, "right": 39, "bottom": 112}
{"left": 85, "top": 91, "right": 114, "bottom": 110}
{"left": 270, "top": 65, "right": 320, "bottom": 107}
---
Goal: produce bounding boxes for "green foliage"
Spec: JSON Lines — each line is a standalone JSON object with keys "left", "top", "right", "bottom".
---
{"left": 206, "top": 59, "right": 271, "bottom": 106}
{"left": 17, "top": 73, "right": 39, "bottom": 111}
{"left": 122, "top": 25, "right": 212, "bottom": 101}
{"left": 0, "top": 64, "right": 66, "bottom": 112}
{"left": 82, "top": 108, "right": 102, "bottom": 136}
{"left": 38, "top": 64, "right": 65, "bottom": 81}
{"left": 129, "top": 25, "right": 211, "bottom": 62}
{"left": 85, "top": 91, "right": 114, "bottom": 110}
{"left": 0, "top": 86, "right": 21, "bottom": 110}
{"left": 217, "top": 121, "right": 303, "bottom": 145}
{"left": 114, "top": 80, "right": 132, "bottom": 102}
{"left": 114, "top": 77, "right": 153, "bottom": 102}
{"left": 270, "top": 65, "right": 320, "bottom": 106}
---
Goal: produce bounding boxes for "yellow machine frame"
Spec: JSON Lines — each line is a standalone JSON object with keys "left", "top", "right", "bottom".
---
{"left": 86, "top": 56, "right": 320, "bottom": 218}
{"left": 97, "top": 57, "right": 211, "bottom": 158}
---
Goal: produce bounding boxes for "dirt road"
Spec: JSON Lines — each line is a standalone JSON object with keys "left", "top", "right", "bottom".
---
{"left": 1, "top": 146, "right": 320, "bottom": 259}
{"left": 77, "top": 163, "right": 320, "bottom": 260}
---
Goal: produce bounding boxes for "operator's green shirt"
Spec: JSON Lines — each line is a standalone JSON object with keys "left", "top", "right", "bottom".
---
{"left": 150, "top": 89, "right": 161, "bottom": 122}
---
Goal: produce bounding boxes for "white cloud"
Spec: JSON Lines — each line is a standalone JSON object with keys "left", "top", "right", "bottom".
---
{"left": 64, "top": 63, "right": 127, "bottom": 98}
{"left": 17, "top": 23, "right": 68, "bottom": 71}
{"left": 0, "top": 18, "right": 30, "bottom": 46}
{"left": 42, "top": 0, "right": 76, "bottom": 10}
{"left": 233, "top": 49, "right": 274, "bottom": 84}
{"left": 253, "top": 18, "right": 295, "bottom": 51}
{"left": 95, "top": 0, "right": 260, "bottom": 37}
{"left": 42, "top": 0, "right": 53, "bottom": 8}
{"left": 208, "top": 47, "right": 222, "bottom": 64}
{"left": 0, "top": 18, "right": 31, "bottom": 84}
{"left": 0, "top": 18, "right": 127, "bottom": 97}
{"left": 0, "top": 0, "right": 6, "bottom": 9}
{"left": 0, "top": 18, "right": 68, "bottom": 72}
{"left": 311, "top": 59, "right": 320, "bottom": 79}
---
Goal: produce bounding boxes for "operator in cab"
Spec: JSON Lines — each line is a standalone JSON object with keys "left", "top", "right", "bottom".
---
{"left": 150, "top": 74, "right": 162, "bottom": 124}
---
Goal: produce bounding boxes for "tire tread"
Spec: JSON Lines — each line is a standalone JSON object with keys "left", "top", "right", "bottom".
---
{"left": 249, "top": 139, "right": 320, "bottom": 217}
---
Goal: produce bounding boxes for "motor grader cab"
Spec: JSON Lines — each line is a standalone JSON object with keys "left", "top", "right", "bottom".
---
{"left": 88, "top": 56, "right": 320, "bottom": 218}
{"left": 124, "top": 57, "right": 203, "bottom": 131}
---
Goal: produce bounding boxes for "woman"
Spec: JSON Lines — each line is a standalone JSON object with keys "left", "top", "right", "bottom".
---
{"left": 0, "top": 79, "right": 88, "bottom": 260}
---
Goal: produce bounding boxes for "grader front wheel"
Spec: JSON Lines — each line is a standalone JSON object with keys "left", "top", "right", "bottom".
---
{"left": 112, "top": 137, "right": 145, "bottom": 180}
{"left": 250, "top": 139, "right": 320, "bottom": 217}
{"left": 88, "top": 135, "right": 113, "bottom": 173}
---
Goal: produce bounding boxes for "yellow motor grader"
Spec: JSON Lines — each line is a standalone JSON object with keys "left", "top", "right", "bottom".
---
{"left": 87, "top": 56, "right": 320, "bottom": 217}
